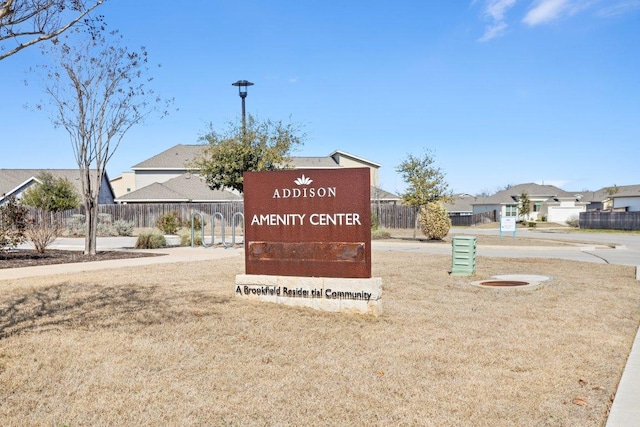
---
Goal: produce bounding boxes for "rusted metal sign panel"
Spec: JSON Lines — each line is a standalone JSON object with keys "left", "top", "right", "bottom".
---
{"left": 243, "top": 168, "right": 371, "bottom": 278}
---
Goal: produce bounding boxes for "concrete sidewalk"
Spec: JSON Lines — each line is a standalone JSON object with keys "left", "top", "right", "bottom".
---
{"left": 606, "top": 324, "right": 640, "bottom": 426}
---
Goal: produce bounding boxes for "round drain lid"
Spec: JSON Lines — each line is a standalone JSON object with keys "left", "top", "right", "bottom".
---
{"left": 479, "top": 280, "right": 530, "bottom": 287}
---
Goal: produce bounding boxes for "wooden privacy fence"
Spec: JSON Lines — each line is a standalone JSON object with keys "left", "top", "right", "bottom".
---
{"left": 372, "top": 205, "right": 496, "bottom": 228}
{"left": 449, "top": 211, "right": 497, "bottom": 226}
{"left": 372, "top": 204, "right": 416, "bottom": 229}
{"left": 42, "top": 202, "right": 245, "bottom": 228}
{"left": 580, "top": 211, "right": 640, "bottom": 231}
{"left": 43, "top": 203, "right": 497, "bottom": 230}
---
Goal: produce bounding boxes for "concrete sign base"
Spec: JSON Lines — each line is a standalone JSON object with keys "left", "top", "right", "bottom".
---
{"left": 235, "top": 274, "right": 383, "bottom": 316}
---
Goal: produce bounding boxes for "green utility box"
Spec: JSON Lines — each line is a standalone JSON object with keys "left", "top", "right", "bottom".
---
{"left": 451, "top": 236, "right": 477, "bottom": 276}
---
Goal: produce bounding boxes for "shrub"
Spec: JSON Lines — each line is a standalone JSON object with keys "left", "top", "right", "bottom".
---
{"left": 66, "top": 213, "right": 121, "bottom": 237}
{"left": 97, "top": 222, "right": 118, "bottom": 237}
{"left": 66, "top": 214, "right": 86, "bottom": 236}
{"left": 0, "top": 196, "right": 28, "bottom": 250}
{"left": 189, "top": 214, "right": 206, "bottom": 231}
{"left": 566, "top": 215, "right": 580, "bottom": 228}
{"left": 156, "top": 211, "right": 183, "bottom": 234}
{"left": 419, "top": 202, "right": 451, "bottom": 240}
{"left": 371, "top": 212, "right": 380, "bottom": 231}
{"left": 26, "top": 217, "right": 62, "bottom": 253}
{"left": 113, "top": 220, "right": 135, "bottom": 236}
{"left": 371, "top": 228, "right": 391, "bottom": 239}
{"left": 135, "top": 229, "right": 167, "bottom": 249}
{"left": 178, "top": 228, "right": 202, "bottom": 246}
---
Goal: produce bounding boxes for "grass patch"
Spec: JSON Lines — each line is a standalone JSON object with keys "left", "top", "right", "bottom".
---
{"left": 0, "top": 252, "right": 638, "bottom": 425}
{"left": 571, "top": 228, "right": 640, "bottom": 235}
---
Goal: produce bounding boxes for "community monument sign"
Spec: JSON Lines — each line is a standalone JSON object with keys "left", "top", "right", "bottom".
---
{"left": 235, "top": 168, "right": 382, "bottom": 315}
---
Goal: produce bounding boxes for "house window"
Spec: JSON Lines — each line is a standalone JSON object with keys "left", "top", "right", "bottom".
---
{"left": 533, "top": 202, "right": 542, "bottom": 212}
{"left": 505, "top": 205, "right": 517, "bottom": 217}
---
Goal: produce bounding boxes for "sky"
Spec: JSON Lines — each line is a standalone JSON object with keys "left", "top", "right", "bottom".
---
{"left": 1, "top": 0, "right": 639, "bottom": 196}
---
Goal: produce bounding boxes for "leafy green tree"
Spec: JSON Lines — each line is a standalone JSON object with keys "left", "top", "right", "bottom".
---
{"left": 196, "top": 115, "right": 305, "bottom": 193}
{"left": 22, "top": 172, "right": 80, "bottom": 212}
{"left": 518, "top": 191, "right": 531, "bottom": 222}
{"left": 21, "top": 172, "right": 80, "bottom": 252}
{"left": 396, "top": 149, "right": 452, "bottom": 237}
{"left": 396, "top": 149, "right": 452, "bottom": 207}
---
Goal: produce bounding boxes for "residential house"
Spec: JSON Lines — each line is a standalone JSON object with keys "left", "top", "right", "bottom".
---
{"left": 112, "top": 144, "right": 400, "bottom": 204}
{"left": 577, "top": 185, "right": 640, "bottom": 212}
{"left": 471, "top": 183, "right": 587, "bottom": 223}
{"left": 0, "top": 169, "right": 115, "bottom": 205}
{"left": 109, "top": 172, "right": 136, "bottom": 199}
{"left": 115, "top": 173, "right": 242, "bottom": 203}
{"left": 610, "top": 185, "right": 640, "bottom": 212}
{"left": 443, "top": 193, "right": 475, "bottom": 216}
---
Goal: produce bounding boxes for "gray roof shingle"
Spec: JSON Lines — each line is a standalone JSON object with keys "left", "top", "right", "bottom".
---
{"left": 472, "top": 183, "right": 580, "bottom": 205}
{"left": 443, "top": 193, "right": 476, "bottom": 213}
{"left": 0, "top": 169, "right": 112, "bottom": 202}
{"left": 132, "top": 144, "right": 204, "bottom": 169}
{"left": 289, "top": 157, "right": 341, "bottom": 168}
{"left": 116, "top": 173, "right": 241, "bottom": 203}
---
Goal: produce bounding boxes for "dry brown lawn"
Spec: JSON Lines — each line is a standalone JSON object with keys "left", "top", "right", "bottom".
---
{"left": 1, "top": 249, "right": 639, "bottom": 426}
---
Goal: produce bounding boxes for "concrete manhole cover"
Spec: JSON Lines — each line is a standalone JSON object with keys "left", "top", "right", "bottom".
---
{"left": 492, "top": 274, "right": 552, "bottom": 282}
{"left": 470, "top": 274, "right": 550, "bottom": 290}
{"left": 477, "top": 280, "right": 530, "bottom": 287}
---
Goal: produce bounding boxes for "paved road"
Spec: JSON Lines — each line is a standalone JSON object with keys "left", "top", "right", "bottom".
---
{"left": 22, "top": 229, "right": 639, "bottom": 267}
{"left": 447, "top": 228, "right": 640, "bottom": 266}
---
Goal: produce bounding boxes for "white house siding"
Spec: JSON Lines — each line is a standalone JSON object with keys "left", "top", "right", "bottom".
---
{"left": 613, "top": 197, "right": 640, "bottom": 212}
{"left": 544, "top": 205, "right": 585, "bottom": 223}
{"left": 7, "top": 181, "right": 34, "bottom": 202}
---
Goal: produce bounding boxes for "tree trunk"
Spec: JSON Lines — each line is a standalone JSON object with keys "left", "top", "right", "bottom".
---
{"left": 83, "top": 196, "right": 98, "bottom": 255}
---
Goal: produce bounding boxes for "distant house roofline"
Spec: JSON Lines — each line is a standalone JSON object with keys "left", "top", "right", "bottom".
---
{"left": 328, "top": 150, "right": 381, "bottom": 168}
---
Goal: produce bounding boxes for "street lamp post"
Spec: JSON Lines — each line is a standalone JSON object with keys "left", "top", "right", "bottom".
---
{"left": 232, "top": 79, "right": 254, "bottom": 131}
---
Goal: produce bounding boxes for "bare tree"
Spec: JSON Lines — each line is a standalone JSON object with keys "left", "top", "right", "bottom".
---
{"left": 37, "top": 26, "right": 171, "bottom": 254}
{"left": 0, "top": 0, "right": 105, "bottom": 61}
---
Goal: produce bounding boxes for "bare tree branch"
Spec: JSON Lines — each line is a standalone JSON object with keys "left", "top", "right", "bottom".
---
{"left": 35, "top": 26, "right": 172, "bottom": 254}
{"left": 0, "top": 0, "right": 104, "bottom": 61}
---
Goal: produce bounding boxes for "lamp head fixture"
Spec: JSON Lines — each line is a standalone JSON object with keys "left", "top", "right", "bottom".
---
{"left": 232, "top": 80, "right": 254, "bottom": 99}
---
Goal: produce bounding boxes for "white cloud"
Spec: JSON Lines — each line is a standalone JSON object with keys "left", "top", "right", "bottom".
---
{"left": 478, "top": 21, "right": 509, "bottom": 41}
{"left": 484, "top": 0, "right": 518, "bottom": 20}
{"left": 522, "top": 0, "right": 639, "bottom": 25}
{"left": 475, "top": 0, "right": 640, "bottom": 40}
{"left": 597, "top": 0, "right": 640, "bottom": 17}
{"left": 522, "top": 0, "right": 572, "bottom": 26}
{"left": 476, "top": 0, "right": 518, "bottom": 41}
